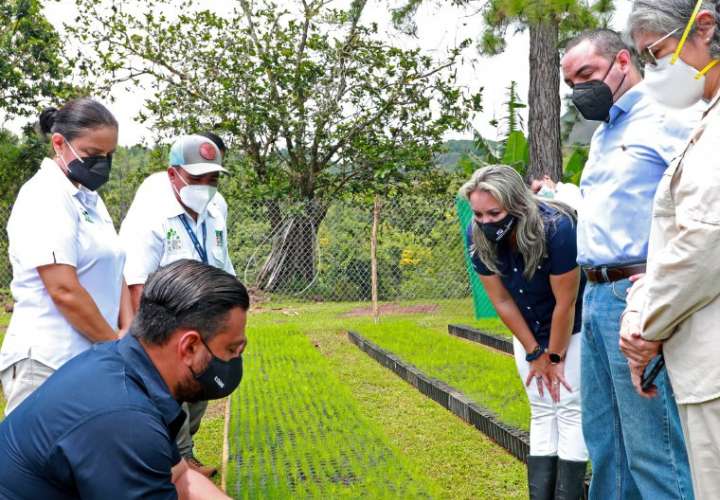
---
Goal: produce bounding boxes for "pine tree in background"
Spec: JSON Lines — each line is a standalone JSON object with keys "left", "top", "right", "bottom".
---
{"left": 394, "top": 0, "right": 615, "bottom": 181}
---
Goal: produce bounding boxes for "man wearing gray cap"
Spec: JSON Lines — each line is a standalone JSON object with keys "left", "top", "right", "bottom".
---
{"left": 119, "top": 134, "right": 235, "bottom": 477}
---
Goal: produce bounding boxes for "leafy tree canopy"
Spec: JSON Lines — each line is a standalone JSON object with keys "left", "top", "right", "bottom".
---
{"left": 0, "top": 0, "right": 72, "bottom": 117}
{"left": 69, "top": 0, "right": 482, "bottom": 204}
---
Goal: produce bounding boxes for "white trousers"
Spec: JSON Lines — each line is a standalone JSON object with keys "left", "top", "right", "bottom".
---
{"left": 514, "top": 334, "right": 588, "bottom": 461}
{"left": 0, "top": 357, "right": 55, "bottom": 416}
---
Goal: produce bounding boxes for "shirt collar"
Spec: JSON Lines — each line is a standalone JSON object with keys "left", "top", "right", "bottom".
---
{"left": 41, "top": 158, "right": 99, "bottom": 208}
{"left": 117, "top": 333, "right": 184, "bottom": 433}
{"left": 41, "top": 157, "right": 79, "bottom": 196}
{"left": 607, "top": 85, "right": 644, "bottom": 124}
{"left": 76, "top": 188, "right": 99, "bottom": 208}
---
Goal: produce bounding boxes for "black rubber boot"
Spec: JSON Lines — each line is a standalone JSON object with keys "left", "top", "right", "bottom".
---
{"left": 527, "top": 455, "right": 558, "bottom": 500}
{"left": 554, "top": 459, "right": 587, "bottom": 500}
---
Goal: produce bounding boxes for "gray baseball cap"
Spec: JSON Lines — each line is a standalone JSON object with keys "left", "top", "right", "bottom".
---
{"left": 169, "top": 134, "right": 228, "bottom": 175}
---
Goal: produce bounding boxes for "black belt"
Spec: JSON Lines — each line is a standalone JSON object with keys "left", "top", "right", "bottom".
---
{"left": 583, "top": 263, "right": 646, "bottom": 283}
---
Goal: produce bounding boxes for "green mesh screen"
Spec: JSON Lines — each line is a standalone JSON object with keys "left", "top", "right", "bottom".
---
{"left": 455, "top": 196, "right": 497, "bottom": 319}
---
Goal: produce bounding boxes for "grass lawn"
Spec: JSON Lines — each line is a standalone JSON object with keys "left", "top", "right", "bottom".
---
{"left": 251, "top": 298, "right": 528, "bottom": 430}
{"left": 354, "top": 321, "right": 529, "bottom": 430}
{"left": 227, "top": 297, "right": 527, "bottom": 498}
{"left": 194, "top": 398, "right": 227, "bottom": 486}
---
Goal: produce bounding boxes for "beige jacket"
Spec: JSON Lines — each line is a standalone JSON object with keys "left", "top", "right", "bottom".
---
{"left": 626, "top": 91, "right": 720, "bottom": 405}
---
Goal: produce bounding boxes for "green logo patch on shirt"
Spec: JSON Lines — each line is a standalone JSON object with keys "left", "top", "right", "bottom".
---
{"left": 166, "top": 228, "right": 183, "bottom": 252}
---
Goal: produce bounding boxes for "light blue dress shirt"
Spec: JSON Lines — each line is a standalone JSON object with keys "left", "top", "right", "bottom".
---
{"left": 577, "top": 84, "right": 697, "bottom": 267}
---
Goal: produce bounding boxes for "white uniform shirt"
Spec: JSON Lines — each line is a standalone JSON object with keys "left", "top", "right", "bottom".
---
{"left": 119, "top": 172, "right": 235, "bottom": 286}
{"left": 0, "top": 158, "right": 126, "bottom": 371}
{"left": 554, "top": 182, "right": 583, "bottom": 211}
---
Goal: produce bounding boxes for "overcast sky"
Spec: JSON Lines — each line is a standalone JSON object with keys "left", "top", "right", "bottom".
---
{"left": 2, "top": 0, "right": 632, "bottom": 146}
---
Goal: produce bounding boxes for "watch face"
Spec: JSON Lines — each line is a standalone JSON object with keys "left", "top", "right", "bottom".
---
{"left": 549, "top": 353, "right": 562, "bottom": 364}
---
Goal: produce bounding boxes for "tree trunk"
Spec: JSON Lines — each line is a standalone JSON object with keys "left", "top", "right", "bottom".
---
{"left": 256, "top": 202, "right": 327, "bottom": 293}
{"left": 528, "top": 20, "right": 563, "bottom": 182}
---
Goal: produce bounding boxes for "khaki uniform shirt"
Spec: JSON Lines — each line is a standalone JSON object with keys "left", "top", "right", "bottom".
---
{"left": 626, "top": 91, "right": 720, "bottom": 404}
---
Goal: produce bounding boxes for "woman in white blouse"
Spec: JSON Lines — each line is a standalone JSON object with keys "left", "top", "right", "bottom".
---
{"left": 0, "top": 98, "right": 130, "bottom": 415}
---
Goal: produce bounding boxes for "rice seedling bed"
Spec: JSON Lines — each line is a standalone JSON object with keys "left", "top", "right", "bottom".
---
{"left": 351, "top": 319, "right": 530, "bottom": 431}
{"left": 227, "top": 324, "right": 438, "bottom": 498}
{"left": 348, "top": 331, "right": 531, "bottom": 463}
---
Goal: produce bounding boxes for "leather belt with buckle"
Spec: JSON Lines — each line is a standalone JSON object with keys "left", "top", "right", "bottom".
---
{"left": 583, "top": 263, "right": 646, "bottom": 283}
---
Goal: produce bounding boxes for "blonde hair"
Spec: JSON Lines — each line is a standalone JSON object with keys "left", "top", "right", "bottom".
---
{"left": 459, "top": 165, "right": 576, "bottom": 280}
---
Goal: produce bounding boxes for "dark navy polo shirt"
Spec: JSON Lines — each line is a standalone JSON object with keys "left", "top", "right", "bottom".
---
{"left": 466, "top": 203, "right": 585, "bottom": 348}
{"left": 0, "top": 334, "right": 185, "bottom": 500}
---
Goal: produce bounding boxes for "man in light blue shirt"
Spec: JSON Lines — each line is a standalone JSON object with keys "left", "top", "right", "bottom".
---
{"left": 577, "top": 89, "right": 693, "bottom": 267}
{"left": 562, "top": 29, "right": 695, "bottom": 500}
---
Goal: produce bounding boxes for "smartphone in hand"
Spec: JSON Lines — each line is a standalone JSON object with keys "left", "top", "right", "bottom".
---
{"left": 641, "top": 355, "right": 665, "bottom": 393}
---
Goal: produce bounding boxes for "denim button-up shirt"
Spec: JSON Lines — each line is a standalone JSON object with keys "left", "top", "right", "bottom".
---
{"left": 577, "top": 84, "right": 696, "bottom": 267}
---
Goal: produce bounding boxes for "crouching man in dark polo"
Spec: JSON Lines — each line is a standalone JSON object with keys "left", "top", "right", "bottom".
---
{"left": 0, "top": 259, "right": 248, "bottom": 499}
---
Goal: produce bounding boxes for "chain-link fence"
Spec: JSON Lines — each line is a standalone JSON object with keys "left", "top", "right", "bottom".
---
{"left": 229, "top": 197, "right": 471, "bottom": 302}
{"left": 0, "top": 205, "right": 10, "bottom": 291}
{"left": 0, "top": 194, "right": 476, "bottom": 304}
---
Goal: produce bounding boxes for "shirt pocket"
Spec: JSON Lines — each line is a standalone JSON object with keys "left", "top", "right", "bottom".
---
{"left": 210, "top": 224, "right": 227, "bottom": 268}
{"left": 653, "top": 158, "right": 681, "bottom": 218}
{"left": 161, "top": 223, "right": 195, "bottom": 262}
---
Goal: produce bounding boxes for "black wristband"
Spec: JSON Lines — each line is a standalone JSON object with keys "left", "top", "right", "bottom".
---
{"left": 525, "top": 345, "right": 545, "bottom": 362}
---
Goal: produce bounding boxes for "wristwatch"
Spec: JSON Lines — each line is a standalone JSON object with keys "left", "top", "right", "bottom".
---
{"left": 525, "top": 345, "right": 546, "bottom": 362}
{"left": 548, "top": 352, "right": 565, "bottom": 365}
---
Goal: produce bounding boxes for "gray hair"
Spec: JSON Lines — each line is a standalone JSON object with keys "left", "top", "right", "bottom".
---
{"left": 627, "top": 1, "right": 720, "bottom": 58}
{"left": 132, "top": 259, "right": 250, "bottom": 345}
{"left": 459, "top": 165, "right": 576, "bottom": 280}
{"left": 565, "top": 29, "right": 639, "bottom": 68}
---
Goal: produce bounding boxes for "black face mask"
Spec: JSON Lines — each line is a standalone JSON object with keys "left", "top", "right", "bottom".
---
{"left": 477, "top": 213, "right": 516, "bottom": 243}
{"left": 188, "top": 337, "right": 243, "bottom": 401}
{"left": 571, "top": 55, "right": 626, "bottom": 122}
{"left": 66, "top": 156, "right": 112, "bottom": 191}
{"left": 62, "top": 139, "right": 112, "bottom": 191}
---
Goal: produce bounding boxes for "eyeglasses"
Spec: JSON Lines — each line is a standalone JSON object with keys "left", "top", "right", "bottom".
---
{"left": 638, "top": 28, "right": 681, "bottom": 67}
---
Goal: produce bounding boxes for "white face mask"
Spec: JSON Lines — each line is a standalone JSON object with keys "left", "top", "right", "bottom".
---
{"left": 537, "top": 185, "right": 556, "bottom": 199}
{"left": 643, "top": 54, "right": 708, "bottom": 109}
{"left": 174, "top": 172, "right": 217, "bottom": 215}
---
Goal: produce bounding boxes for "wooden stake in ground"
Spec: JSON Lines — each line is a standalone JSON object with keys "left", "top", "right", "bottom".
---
{"left": 371, "top": 196, "right": 381, "bottom": 324}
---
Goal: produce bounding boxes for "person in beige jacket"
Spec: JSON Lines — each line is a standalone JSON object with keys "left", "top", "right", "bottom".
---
{"left": 621, "top": 1, "right": 720, "bottom": 497}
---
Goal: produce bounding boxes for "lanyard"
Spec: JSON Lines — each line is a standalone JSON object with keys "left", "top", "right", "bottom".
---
{"left": 178, "top": 214, "right": 208, "bottom": 264}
